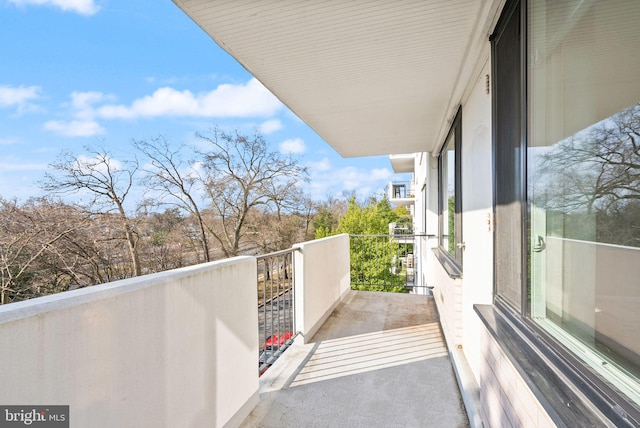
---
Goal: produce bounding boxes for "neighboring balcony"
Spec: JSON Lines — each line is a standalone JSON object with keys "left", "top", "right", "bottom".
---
{"left": 389, "top": 221, "right": 414, "bottom": 237}
{"left": 0, "top": 234, "right": 468, "bottom": 428}
{"left": 388, "top": 181, "right": 415, "bottom": 206}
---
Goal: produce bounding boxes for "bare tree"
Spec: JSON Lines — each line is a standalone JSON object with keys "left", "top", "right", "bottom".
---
{"left": 134, "top": 136, "right": 212, "bottom": 262}
{"left": 41, "top": 146, "right": 142, "bottom": 277}
{"left": 0, "top": 198, "right": 87, "bottom": 304}
{"left": 534, "top": 103, "right": 640, "bottom": 245}
{"left": 245, "top": 209, "right": 306, "bottom": 254}
{"left": 196, "top": 128, "right": 308, "bottom": 258}
{"left": 299, "top": 196, "right": 318, "bottom": 240}
{"left": 536, "top": 103, "right": 640, "bottom": 213}
{"left": 137, "top": 208, "right": 188, "bottom": 271}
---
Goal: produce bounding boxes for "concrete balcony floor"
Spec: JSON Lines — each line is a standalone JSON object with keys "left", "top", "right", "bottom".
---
{"left": 242, "top": 290, "right": 470, "bottom": 427}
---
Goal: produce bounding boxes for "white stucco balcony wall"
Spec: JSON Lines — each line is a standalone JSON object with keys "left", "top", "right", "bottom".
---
{"left": 0, "top": 257, "right": 259, "bottom": 428}
{"left": 293, "top": 234, "right": 350, "bottom": 343}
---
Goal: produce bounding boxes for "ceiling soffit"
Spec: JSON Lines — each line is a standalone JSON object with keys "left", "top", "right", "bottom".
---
{"left": 174, "top": 0, "right": 495, "bottom": 157}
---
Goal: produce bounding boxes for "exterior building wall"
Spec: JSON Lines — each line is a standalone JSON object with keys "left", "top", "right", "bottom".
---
{"left": 411, "top": 153, "right": 429, "bottom": 291}
{"left": 413, "top": 153, "right": 428, "bottom": 236}
{"left": 429, "top": 259, "right": 464, "bottom": 346}
{"left": 478, "top": 325, "right": 556, "bottom": 428}
{"left": 423, "top": 49, "right": 494, "bottom": 364}
{"left": 458, "top": 55, "right": 496, "bottom": 385}
{"left": 418, "top": 40, "right": 561, "bottom": 426}
{"left": 425, "top": 154, "right": 440, "bottom": 237}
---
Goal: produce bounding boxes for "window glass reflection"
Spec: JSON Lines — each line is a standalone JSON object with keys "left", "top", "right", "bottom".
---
{"left": 528, "top": 0, "right": 640, "bottom": 403}
{"left": 441, "top": 134, "right": 455, "bottom": 256}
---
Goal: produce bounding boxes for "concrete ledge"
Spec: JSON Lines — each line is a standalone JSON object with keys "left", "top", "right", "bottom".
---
{"left": 223, "top": 391, "right": 259, "bottom": 428}
{"left": 258, "top": 340, "right": 316, "bottom": 393}
{"left": 434, "top": 290, "right": 484, "bottom": 428}
{"left": 0, "top": 256, "right": 255, "bottom": 323}
{"left": 474, "top": 304, "right": 623, "bottom": 427}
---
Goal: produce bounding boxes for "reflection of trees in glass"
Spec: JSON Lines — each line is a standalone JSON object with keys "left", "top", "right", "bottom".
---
{"left": 448, "top": 196, "right": 455, "bottom": 255}
{"left": 535, "top": 103, "right": 640, "bottom": 247}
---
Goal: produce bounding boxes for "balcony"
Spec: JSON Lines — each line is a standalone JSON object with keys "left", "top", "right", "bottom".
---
{"left": 388, "top": 181, "right": 415, "bottom": 206}
{"left": 242, "top": 290, "right": 468, "bottom": 427}
{"left": 0, "top": 234, "right": 470, "bottom": 427}
{"left": 389, "top": 221, "right": 415, "bottom": 245}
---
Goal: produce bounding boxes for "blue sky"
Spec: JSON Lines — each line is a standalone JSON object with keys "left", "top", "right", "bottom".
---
{"left": 0, "top": 0, "right": 408, "bottom": 204}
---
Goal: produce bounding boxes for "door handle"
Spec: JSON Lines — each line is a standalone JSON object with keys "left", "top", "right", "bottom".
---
{"left": 532, "top": 235, "right": 546, "bottom": 253}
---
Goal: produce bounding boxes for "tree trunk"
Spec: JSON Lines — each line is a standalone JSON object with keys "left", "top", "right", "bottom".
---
{"left": 116, "top": 202, "right": 141, "bottom": 277}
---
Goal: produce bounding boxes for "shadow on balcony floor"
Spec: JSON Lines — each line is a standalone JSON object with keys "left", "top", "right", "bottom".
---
{"left": 241, "top": 290, "right": 469, "bottom": 428}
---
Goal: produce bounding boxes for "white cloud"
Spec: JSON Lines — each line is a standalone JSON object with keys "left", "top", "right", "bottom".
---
{"left": 186, "top": 161, "right": 205, "bottom": 182}
{"left": 42, "top": 91, "right": 110, "bottom": 137}
{"left": 279, "top": 138, "right": 306, "bottom": 154}
{"left": 43, "top": 79, "right": 282, "bottom": 138}
{"left": 338, "top": 167, "right": 363, "bottom": 189}
{"left": 8, "top": 0, "right": 100, "bottom": 15}
{"left": 144, "top": 76, "right": 181, "bottom": 86}
{"left": 0, "top": 85, "right": 41, "bottom": 112}
{"left": 370, "top": 168, "right": 392, "bottom": 180}
{"left": 70, "top": 91, "right": 111, "bottom": 110}
{"left": 97, "top": 78, "right": 282, "bottom": 119}
{"left": 331, "top": 167, "right": 391, "bottom": 190}
{"left": 0, "top": 137, "right": 20, "bottom": 145}
{"left": 77, "top": 154, "right": 122, "bottom": 174}
{"left": 44, "top": 120, "right": 105, "bottom": 137}
{"left": 67, "top": 90, "right": 115, "bottom": 121}
{"left": 307, "top": 163, "right": 393, "bottom": 200}
{"left": 309, "top": 157, "right": 332, "bottom": 172}
{"left": 259, "top": 119, "right": 283, "bottom": 134}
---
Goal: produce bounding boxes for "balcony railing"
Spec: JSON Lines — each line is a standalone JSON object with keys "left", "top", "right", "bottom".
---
{"left": 256, "top": 248, "right": 296, "bottom": 375}
{"left": 389, "top": 181, "right": 415, "bottom": 200}
{"left": 256, "top": 232, "right": 428, "bottom": 373}
{"left": 389, "top": 222, "right": 414, "bottom": 235}
{"left": 349, "top": 234, "right": 428, "bottom": 293}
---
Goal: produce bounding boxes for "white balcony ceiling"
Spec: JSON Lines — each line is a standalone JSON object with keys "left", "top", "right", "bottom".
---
{"left": 173, "top": 0, "right": 500, "bottom": 157}
{"left": 389, "top": 154, "right": 415, "bottom": 173}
